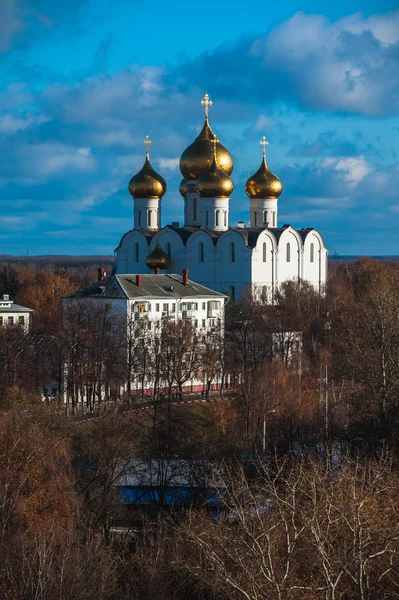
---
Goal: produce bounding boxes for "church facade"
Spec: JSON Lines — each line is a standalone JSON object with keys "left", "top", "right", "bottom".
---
{"left": 115, "top": 95, "right": 328, "bottom": 301}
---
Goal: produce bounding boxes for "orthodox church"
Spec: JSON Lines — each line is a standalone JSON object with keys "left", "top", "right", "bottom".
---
{"left": 115, "top": 94, "right": 328, "bottom": 301}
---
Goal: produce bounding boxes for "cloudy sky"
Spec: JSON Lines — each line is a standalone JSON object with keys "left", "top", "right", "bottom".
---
{"left": 1, "top": 0, "right": 398, "bottom": 256}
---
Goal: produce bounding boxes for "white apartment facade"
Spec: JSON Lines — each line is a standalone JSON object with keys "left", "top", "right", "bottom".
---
{"left": 0, "top": 294, "right": 33, "bottom": 332}
{"left": 64, "top": 271, "right": 227, "bottom": 398}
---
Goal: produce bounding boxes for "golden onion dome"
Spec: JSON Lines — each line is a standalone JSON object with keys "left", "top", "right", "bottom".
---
{"left": 179, "top": 178, "right": 186, "bottom": 198}
{"left": 245, "top": 137, "right": 282, "bottom": 199}
{"left": 128, "top": 153, "right": 167, "bottom": 199}
{"left": 196, "top": 154, "right": 234, "bottom": 199}
{"left": 179, "top": 116, "right": 233, "bottom": 180}
{"left": 145, "top": 241, "right": 170, "bottom": 271}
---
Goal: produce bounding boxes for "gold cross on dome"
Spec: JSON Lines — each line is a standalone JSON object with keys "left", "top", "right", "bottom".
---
{"left": 260, "top": 135, "right": 269, "bottom": 157}
{"left": 201, "top": 93, "right": 213, "bottom": 118}
{"left": 144, "top": 135, "right": 152, "bottom": 156}
{"left": 211, "top": 135, "right": 219, "bottom": 156}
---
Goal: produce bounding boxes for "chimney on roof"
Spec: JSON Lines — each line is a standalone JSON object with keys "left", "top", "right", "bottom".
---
{"left": 136, "top": 275, "right": 142, "bottom": 287}
{"left": 182, "top": 269, "right": 188, "bottom": 286}
{"left": 98, "top": 267, "right": 106, "bottom": 281}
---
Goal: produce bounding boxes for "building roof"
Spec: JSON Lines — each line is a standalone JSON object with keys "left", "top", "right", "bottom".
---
{"left": 66, "top": 273, "right": 226, "bottom": 301}
{"left": 0, "top": 301, "right": 33, "bottom": 313}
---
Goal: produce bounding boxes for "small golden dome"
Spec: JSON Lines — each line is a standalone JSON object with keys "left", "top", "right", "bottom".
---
{"left": 197, "top": 154, "right": 234, "bottom": 198}
{"left": 128, "top": 154, "right": 167, "bottom": 199}
{"left": 179, "top": 117, "right": 233, "bottom": 180}
{"left": 145, "top": 241, "right": 170, "bottom": 271}
{"left": 179, "top": 178, "right": 186, "bottom": 198}
{"left": 245, "top": 155, "right": 282, "bottom": 199}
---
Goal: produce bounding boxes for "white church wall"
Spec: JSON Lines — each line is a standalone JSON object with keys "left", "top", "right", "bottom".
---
{"left": 302, "top": 231, "right": 327, "bottom": 293}
{"left": 217, "top": 230, "right": 252, "bottom": 299}
{"left": 276, "top": 228, "right": 302, "bottom": 285}
{"left": 186, "top": 229, "right": 217, "bottom": 289}
{"left": 251, "top": 229, "right": 277, "bottom": 301}
{"left": 116, "top": 230, "right": 151, "bottom": 274}
{"left": 156, "top": 228, "right": 186, "bottom": 273}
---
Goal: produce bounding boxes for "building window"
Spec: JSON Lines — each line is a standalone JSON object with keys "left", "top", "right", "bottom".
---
{"left": 206, "top": 211, "right": 209, "bottom": 227}
{"left": 193, "top": 197, "right": 197, "bottom": 220}
{"left": 202, "top": 302, "right": 206, "bottom": 310}
{"left": 202, "top": 319, "right": 206, "bottom": 328}
{"left": 273, "top": 212, "right": 276, "bottom": 227}
{"left": 230, "top": 242, "right": 235, "bottom": 263}
{"left": 216, "top": 210, "right": 220, "bottom": 226}
{"left": 263, "top": 211, "right": 268, "bottom": 226}
{"left": 195, "top": 319, "right": 198, "bottom": 328}
{"left": 286, "top": 242, "right": 291, "bottom": 263}
{"left": 163, "top": 303, "right": 168, "bottom": 312}
{"left": 156, "top": 303, "right": 160, "bottom": 312}
{"left": 134, "top": 242, "right": 139, "bottom": 262}
{"left": 18, "top": 316, "right": 24, "bottom": 325}
{"left": 171, "top": 303, "right": 175, "bottom": 313}
{"left": 166, "top": 242, "right": 171, "bottom": 258}
{"left": 148, "top": 210, "right": 152, "bottom": 227}
{"left": 199, "top": 242, "right": 204, "bottom": 263}
{"left": 263, "top": 242, "right": 267, "bottom": 262}
{"left": 224, "top": 211, "right": 227, "bottom": 226}
{"left": 310, "top": 242, "right": 314, "bottom": 263}
{"left": 8, "top": 316, "right": 13, "bottom": 325}
{"left": 254, "top": 211, "right": 257, "bottom": 226}
{"left": 138, "top": 211, "right": 141, "bottom": 227}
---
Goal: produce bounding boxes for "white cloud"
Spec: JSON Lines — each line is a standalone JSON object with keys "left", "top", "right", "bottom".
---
{"left": 249, "top": 10, "right": 399, "bottom": 115}
{"left": 334, "top": 156, "right": 372, "bottom": 186}
{"left": 158, "top": 157, "right": 179, "bottom": 170}
{"left": 18, "top": 143, "right": 96, "bottom": 179}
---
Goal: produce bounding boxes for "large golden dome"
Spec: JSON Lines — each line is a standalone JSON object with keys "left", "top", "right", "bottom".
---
{"left": 128, "top": 153, "right": 167, "bottom": 199}
{"left": 179, "top": 116, "right": 233, "bottom": 180}
{"left": 197, "top": 154, "right": 234, "bottom": 198}
{"left": 245, "top": 155, "right": 282, "bottom": 199}
{"left": 145, "top": 241, "right": 170, "bottom": 271}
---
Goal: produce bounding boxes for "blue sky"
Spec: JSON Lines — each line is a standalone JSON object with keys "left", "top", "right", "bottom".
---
{"left": 0, "top": 0, "right": 398, "bottom": 256}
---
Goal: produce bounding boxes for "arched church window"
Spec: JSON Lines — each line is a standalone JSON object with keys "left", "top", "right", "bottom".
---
{"left": 166, "top": 242, "right": 171, "bottom": 258}
{"left": 206, "top": 211, "right": 209, "bottom": 227}
{"left": 224, "top": 211, "right": 227, "bottom": 226}
{"left": 263, "top": 242, "right": 267, "bottom": 262}
{"left": 230, "top": 242, "right": 236, "bottom": 263}
{"left": 138, "top": 211, "right": 141, "bottom": 227}
{"left": 199, "top": 242, "right": 204, "bottom": 263}
{"left": 254, "top": 212, "right": 257, "bottom": 227}
{"left": 216, "top": 210, "right": 219, "bottom": 226}
{"left": 148, "top": 210, "right": 152, "bottom": 227}
{"left": 310, "top": 242, "right": 314, "bottom": 263}
{"left": 193, "top": 197, "right": 197, "bottom": 221}
{"left": 134, "top": 242, "right": 139, "bottom": 263}
{"left": 273, "top": 212, "right": 276, "bottom": 227}
{"left": 263, "top": 211, "right": 267, "bottom": 226}
{"left": 286, "top": 243, "right": 291, "bottom": 263}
